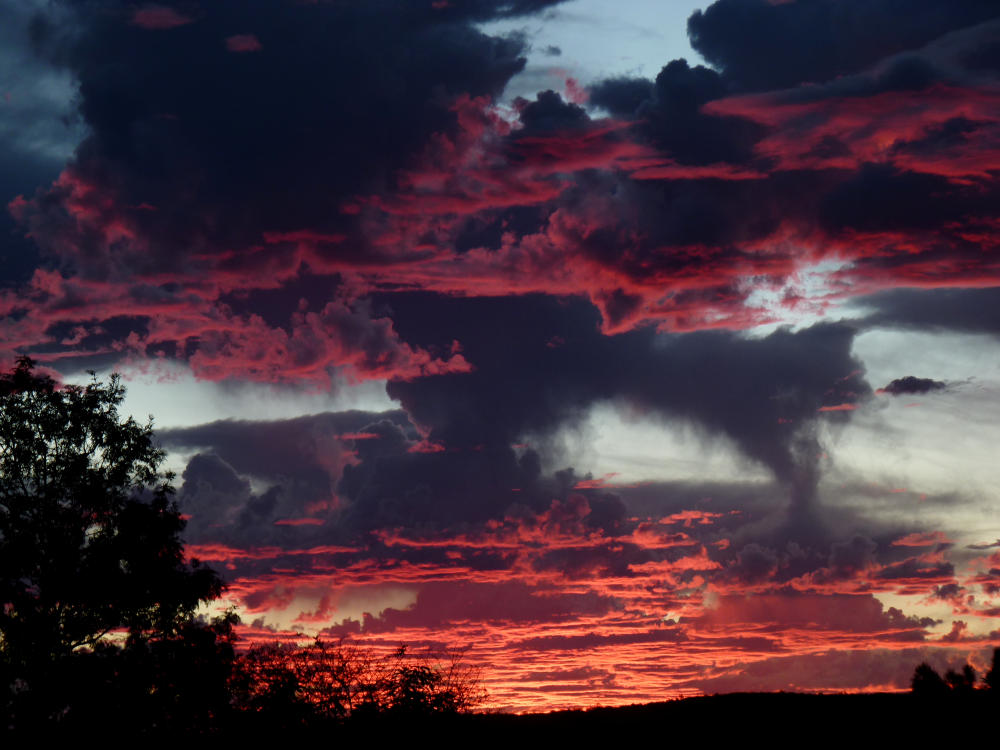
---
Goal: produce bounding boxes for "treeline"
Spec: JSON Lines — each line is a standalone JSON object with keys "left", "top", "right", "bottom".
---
{"left": 911, "top": 649, "right": 1000, "bottom": 697}
{"left": 3, "top": 619, "right": 484, "bottom": 736}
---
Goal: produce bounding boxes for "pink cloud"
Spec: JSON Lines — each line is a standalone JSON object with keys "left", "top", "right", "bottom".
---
{"left": 131, "top": 5, "right": 193, "bottom": 30}
{"left": 892, "top": 531, "right": 953, "bottom": 547}
{"left": 225, "top": 34, "right": 262, "bottom": 53}
{"left": 818, "top": 403, "right": 857, "bottom": 412}
{"left": 273, "top": 518, "right": 325, "bottom": 527}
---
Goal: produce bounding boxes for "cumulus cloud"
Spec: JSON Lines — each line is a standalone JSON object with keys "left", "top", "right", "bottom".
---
{"left": 2, "top": 0, "right": 998, "bottom": 709}
{"left": 878, "top": 376, "right": 949, "bottom": 396}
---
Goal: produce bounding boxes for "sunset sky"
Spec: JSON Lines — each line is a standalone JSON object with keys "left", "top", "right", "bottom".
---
{"left": 3, "top": 0, "right": 1000, "bottom": 711}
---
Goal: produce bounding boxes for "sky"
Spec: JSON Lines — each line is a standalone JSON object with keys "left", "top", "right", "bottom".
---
{"left": 2, "top": 0, "right": 1000, "bottom": 711}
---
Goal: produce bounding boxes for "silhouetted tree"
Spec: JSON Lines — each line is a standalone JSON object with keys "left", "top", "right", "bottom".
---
{"left": 945, "top": 663, "right": 977, "bottom": 694}
{"left": 377, "top": 645, "right": 485, "bottom": 717}
{"left": 230, "top": 639, "right": 486, "bottom": 725}
{"left": 0, "top": 357, "right": 226, "bottom": 729}
{"left": 229, "top": 642, "right": 318, "bottom": 728}
{"left": 911, "top": 662, "right": 950, "bottom": 697}
{"left": 985, "top": 648, "right": 1000, "bottom": 693}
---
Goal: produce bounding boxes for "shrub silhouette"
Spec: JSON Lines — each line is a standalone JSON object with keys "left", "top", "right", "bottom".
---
{"left": 986, "top": 648, "right": 1000, "bottom": 692}
{"left": 911, "top": 658, "right": 992, "bottom": 698}
{"left": 0, "top": 358, "right": 227, "bottom": 730}
{"left": 231, "top": 640, "right": 487, "bottom": 725}
{"left": 945, "top": 664, "right": 977, "bottom": 694}
{"left": 911, "top": 662, "right": 950, "bottom": 696}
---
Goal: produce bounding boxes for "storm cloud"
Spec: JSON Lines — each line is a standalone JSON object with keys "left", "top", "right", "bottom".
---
{"left": 2, "top": 0, "right": 998, "bottom": 710}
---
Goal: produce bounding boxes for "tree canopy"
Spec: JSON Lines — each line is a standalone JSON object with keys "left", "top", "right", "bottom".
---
{"left": 911, "top": 652, "right": 1000, "bottom": 698}
{"left": 0, "top": 357, "right": 223, "bottom": 721}
{"left": 0, "top": 358, "right": 488, "bottom": 734}
{"left": 231, "top": 640, "right": 487, "bottom": 727}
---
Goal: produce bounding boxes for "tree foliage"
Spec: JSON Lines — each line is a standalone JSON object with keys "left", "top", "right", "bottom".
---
{"left": 231, "top": 640, "right": 487, "bottom": 726}
{"left": 0, "top": 357, "right": 489, "bottom": 733}
{"left": 911, "top": 653, "right": 1000, "bottom": 698}
{"left": 0, "top": 357, "right": 225, "bottom": 726}
{"left": 986, "top": 647, "right": 1000, "bottom": 692}
{"left": 911, "top": 662, "right": 950, "bottom": 696}
{"left": 945, "top": 664, "right": 978, "bottom": 694}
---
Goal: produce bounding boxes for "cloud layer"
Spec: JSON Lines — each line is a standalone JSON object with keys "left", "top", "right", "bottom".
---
{"left": 2, "top": 0, "right": 999, "bottom": 709}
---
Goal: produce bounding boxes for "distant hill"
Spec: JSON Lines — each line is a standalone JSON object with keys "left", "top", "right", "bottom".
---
{"left": 336, "top": 691, "right": 995, "bottom": 744}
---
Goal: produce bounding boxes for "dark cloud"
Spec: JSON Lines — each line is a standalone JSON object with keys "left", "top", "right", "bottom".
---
{"left": 857, "top": 288, "right": 1000, "bottom": 336}
{"left": 18, "top": 0, "right": 562, "bottom": 275}
{"left": 588, "top": 77, "right": 653, "bottom": 118}
{"left": 894, "top": 116, "right": 987, "bottom": 156}
{"left": 875, "top": 557, "right": 955, "bottom": 583}
{"left": 161, "top": 410, "right": 414, "bottom": 544}
{"left": 0, "top": 2, "right": 82, "bottom": 288}
{"left": 0, "top": 167, "right": 46, "bottom": 288}
{"left": 338, "top": 436, "right": 565, "bottom": 532}
{"left": 929, "top": 582, "right": 966, "bottom": 602}
{"left": 878, "top": 376, "right": 949, "bottom": 396}
{"left": 695, "top": 592, "right": 934, "bottom": 636}
{"left": 508, "top": 626, "right": 687, "bottom": 653}
{"left": 967, "top": 540, "right": 1000, "bottom": 550}
{"left": 687, "top": 0, "right": 999, "bottom": 91}
{"left": 516, "top": 90, "right": 589, "bottom": 133}
{"left": 385, "top": 294, "right": 870, "bottom": 525}
{"left": 176, "top": 452, "right": 267, "bottom": 544}
{"left": 729, "top": 543, "right": 779, "bottom": 583}
{"left": 820, "top": 164, "right": 992, "bottom": 235}
{"left": 5, "top": 0, "right": 996, "bottom": 392}
{"left": 827, "top": 535, "right": 879, "bottom": 577}
{"left": 555, "top": 11, "right": 1000, "bottom": 337}
{"left": 161, "top": 410, "right": 413, "bottom": 479}
{"left": 640, "top": 59, "right": 764, "bottom": 166}
{"left": 961, "top": 36, "right": 1000, "bottom": 72}
{"left": 676, "top": 647, "right": 984, "bottom": 694}
{"left": 0, "top": 0, "right": 995, "bottom": 708}
{"left": 330, "top": 581, "right": 614, "bottom": 635}
{"left": 589, "top": 59, "right": 765, "bottom": 165}
{"left": 161, "top": 402, "right": 588, "bottom": 540}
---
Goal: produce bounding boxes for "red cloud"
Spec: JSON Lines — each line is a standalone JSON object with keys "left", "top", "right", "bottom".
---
{"left": 273, "top": 518, "right": 325, "bottom": 527}
{"left": 131, "top": 5, "right": 193, "bottom": 30}
{"left": 818, "top": 403, "right": 857, "bottom": 412}
{"left": 225, "top": 34, "right": 262, "bottom": 53}
{"left": 704, "top": 85, "right": 1000, "bottom": 181}
{"left": 892, "top": 531, "right": 954, "bottom": 547}
{"left": 182, "top": 491, "right": 1000, "bottom": 713}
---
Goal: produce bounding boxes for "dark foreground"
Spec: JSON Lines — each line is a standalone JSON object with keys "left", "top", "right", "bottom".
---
{"left": 20, "top": 691, "right": 996, "bottom": 742}
{"left": 237, "top": 692, "right": 1000, "bottom": 743}
{"left": 449, "top": 692, "right": 992, "bottom": 742}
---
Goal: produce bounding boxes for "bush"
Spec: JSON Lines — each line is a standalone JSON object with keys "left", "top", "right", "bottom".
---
{"left": 231, "top": 640, "right": 487, "bottom": 725}
{"left": 911, "top": 662, "right": 950, "bottom": 696}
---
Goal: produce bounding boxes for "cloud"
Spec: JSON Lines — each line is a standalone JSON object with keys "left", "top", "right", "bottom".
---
{"left": 676, "top": 646, "right": 993, "bottom": 695}
{"left": 130, "top": 5, "right": 193, "bottom": 30}
{"left": 687, "top": 0, "right": 999, "bottom": 91}
{"left": 152, "top": 397, "right": 1000, "bottom": 711}
{"left": 162, "top": 409, "right": 414, "bottom": 545}
{"left": 5, "top": 0, "right": 999, "bottom": 387}
{"left": 2, "top": 0, "right": 999, "bottom": 710}
{"left": 4, "top": 0, "right": 562, "bottom": 375}
{"left": 224, "top": 34, "right": 261, "bottom": 53}
{"left": 857, "top": 288, "right": 1000, "bottom": 336}
{"left": 877, "top": 376, "right": 949, "bottom": 396}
